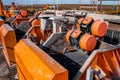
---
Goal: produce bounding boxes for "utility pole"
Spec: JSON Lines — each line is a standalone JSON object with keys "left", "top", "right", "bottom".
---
{"left": 79, "top": 0, "right": 81, "bottom": 10}
{"left": 56, "top": 0, "right": 58, "bottom": 10}
{"left": 54, "top": 0, "right": 56, "bottom": 15}
{"left": 116, "top": 1, "right": 119, "bottom": 15}
{"left": 100, "top": 0, "right": 102, "bottom": 12}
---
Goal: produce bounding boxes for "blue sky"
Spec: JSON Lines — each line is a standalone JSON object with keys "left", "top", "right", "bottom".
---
{"left": 2, "top": 0, "right": 118, "bottom": 5}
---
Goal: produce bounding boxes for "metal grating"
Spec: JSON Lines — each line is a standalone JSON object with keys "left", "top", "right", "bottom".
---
{"left": 7, "top": 17, "right": 15, "bottom": 23}
{"left": 16, "top": 21, "right": 31, "bottom": 33}
{"left": 103, "top": 29, "right": 120, "bottom": 45}
{"left": 42, "top": 46, "right": 88, "bottom": 80}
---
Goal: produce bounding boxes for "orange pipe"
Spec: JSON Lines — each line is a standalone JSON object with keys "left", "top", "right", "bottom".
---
{"left": 0, "top": 0, "right": 3, "bottom": 15}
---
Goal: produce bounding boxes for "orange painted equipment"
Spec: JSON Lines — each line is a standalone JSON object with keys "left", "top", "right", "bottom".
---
{"left": 0, "top": 0, "right": 2, "bottom": 15}
{"left": 76, "top": 18, "right": 84, "bottom": 28}
{"left": 78, "top": 18, "right": 84, "bottom": 24}
{"left": 20, "top": 10, "right": 28, "bottom": 17}
{"left": 11, "top": 2, "right": 16, "bottom": 10}
{"left": 28, "top": 18, "right": 34, "bottom": 22}
{"left": 14, "top": 39, "right": 68, "bottom": 80}
{"left": 79, "top": 33, "right": 97, "bottom": 51}
{"left": 77, "top": 44, "right": 120, "bottom": 80}
{"left": 71, "top": 30, "right": 82, "bottom": 39}
{"left": 43, "top": 5, "right": 52, "bottom": 10}
{"left": 0, "top": 0, "right": 14, "bottom": 19}
{"left": 29, "top": 26, "right": 43, "bottom": 45}
{"left": 28, "top": 18, "right": 40, "bottom": 26}
{"left": 10, "top": 14, "right": 29, "bottom": 26}
{"left": 65, "top": 30, "right": 74, "bottom": 43}
{"left": 65, "top": 29, "right": 97, "bottom": 51}
{"left": 31, "top": 19, "right": 40, "bottom": 26}
{"left": 34, "top": 11, "right": 42, "bottom": 17}
{"left": 0, "top": 19, "right": 4, "bottom": 26}
{"left": 3, "top": 10, "right": 10, "bottom": 19}
{"left": 42, "top": 30, "right": 52, "bottom": 41}
{"left": 91, "top": 20, "right": 108, "bottom": 37}
{"left": 2, "top": 10, "right": 14, "bottom": 19}
{"left": 82, "top": 17, "right": 93, "bottom": 25}
{"left": 0, "top": 24, "right": 17, "bottom": 66}
{"left": 16, "top": 14, "right": 22, "bottom": 19}
{"left": 17, "top": 66, "right": 26, "bottom": 80}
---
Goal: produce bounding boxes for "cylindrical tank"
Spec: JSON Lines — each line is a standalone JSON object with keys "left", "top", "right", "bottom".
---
{"left": 65, "top": 30, "right": 97, "bottom": 51}
{"left": 91, "top": 20, "right": 108, "bottom": 37}
{"left": 79, "top": 33, "right": 96, "bottom": 51}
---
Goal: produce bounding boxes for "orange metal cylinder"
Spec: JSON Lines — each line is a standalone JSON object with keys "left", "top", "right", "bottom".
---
{"left": 82, "top": 17, "right": 93, "bottom": 25}
{"left": 20, "top": 10, "right": 27, "bottom": 17}
{"left": 65, "top": 30, "right": 74, "bottom": 43}
{"left": 91, "top": 21, "right": 108, "bottom": 37}
{"left": 79, "top": 33, "right": 97, "bottom": 51}
{"left": 32, "top": 19, "right": 40, "bottom": 26}
{"left": 16, "top": 14, "right": 22, "bottom": 19}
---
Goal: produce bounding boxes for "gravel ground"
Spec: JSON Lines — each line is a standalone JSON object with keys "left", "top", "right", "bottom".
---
{"left": 0, "top": 48, "right": 17, "bottom": 80}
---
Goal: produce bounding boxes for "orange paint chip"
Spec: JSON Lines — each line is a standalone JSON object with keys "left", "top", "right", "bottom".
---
{"left": 91, "top": 21, "right": 108, "bottom": 37}
{"left": 79, "top": 33, "right": 97, "bottom": 51}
